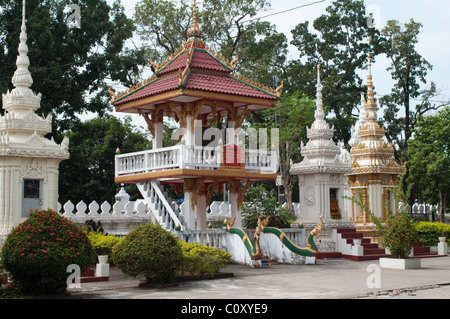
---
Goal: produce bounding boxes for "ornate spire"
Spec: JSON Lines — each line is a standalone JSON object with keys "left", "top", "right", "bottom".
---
{"left": 315, "top": 65, "right": 325, "bottom": 120}
{"left": 11, "top": 0, "right": 33, "bottom": 92}
{"left": 187, "top": 0, "right": 203, "bottom": 39}
{"left": 364, "top": 54, "right": 378, "bottom": 122}
{"left": 310, "top": 65, "right": 329, "bottom": 132}
{"left": 366, "top": 54, "right": 374, "bottom": 104}
{"left": 2, "top": 0, "right": 41, "bottom": 113}
{"left": 290, "top": 65, "right": 351, "bottom": 175}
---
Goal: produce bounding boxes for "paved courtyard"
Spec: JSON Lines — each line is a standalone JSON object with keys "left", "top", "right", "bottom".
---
{"left": 66, "top": 256, "right": 450, "bottom": 300}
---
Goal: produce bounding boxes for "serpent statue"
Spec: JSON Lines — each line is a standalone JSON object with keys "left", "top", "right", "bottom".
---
{"left": 226, "top": 215, "right": 324, "bottom": 260}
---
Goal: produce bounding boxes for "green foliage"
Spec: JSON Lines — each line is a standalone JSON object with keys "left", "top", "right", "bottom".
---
{"left": 379, "top": 213, "right": 419, "bottom": 259}
{"left": 134, "top": 0, "right": 285, "bottom": 86}
{"left": 111, "top": 222, "right": 183, "bottom": 284}
{"left": 287, "top": 0, "right": 382, "bottom": 144}
{"left": 86, "top": 228, "right": 123, "bottom": 260}
{"left": 415, "top": 222, "right": 450, "bottom": 246}
{"left": 58, "top": 115, "right": 150, "bottom": 204}
{"left": 407, "top": 106, "right": 450, "bottom": 221}
{"left": 241, "top": 185, "right": 295, "bottom": 229}
{"left": 380, "top": 19, "right": 436, "bottom": 163}
{"left": 179, "top": 241, "right": 232, "bottom": 278}
{"left": 0, "top": 209, "right": 96, "bottom": 295}
{"left": 0, "top": 0, "right": 146, "bottom": 134}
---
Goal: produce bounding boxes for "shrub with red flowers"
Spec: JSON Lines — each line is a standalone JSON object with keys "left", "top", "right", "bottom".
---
{"left": 0, "top": 209, "right": 95, "bottom": 295}
{"left": 379, "top": 213, "right": 420, "bottom": 259}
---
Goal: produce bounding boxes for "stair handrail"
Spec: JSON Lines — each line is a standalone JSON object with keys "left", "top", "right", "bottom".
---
{"left": 149, "top": 180, "right": 184, "bottom": 231}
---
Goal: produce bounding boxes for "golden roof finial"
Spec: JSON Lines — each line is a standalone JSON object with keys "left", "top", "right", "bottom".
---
{"left": 187, "top": 0, "right": 203, "bottom": 39}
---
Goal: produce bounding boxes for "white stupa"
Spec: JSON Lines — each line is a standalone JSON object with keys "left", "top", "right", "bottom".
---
{"left": 290, "top": 67, "right": 352, "bottom": 222}
{"left": 0, "top": 0, "right": 69, "bottom": 244}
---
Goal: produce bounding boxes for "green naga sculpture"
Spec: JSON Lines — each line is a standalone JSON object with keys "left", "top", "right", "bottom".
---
{"left": 226, "top": 215, "right": 324, "bottom": 260}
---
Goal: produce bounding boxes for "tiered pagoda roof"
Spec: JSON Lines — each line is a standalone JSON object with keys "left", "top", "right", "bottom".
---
{"left": 110, "top": 4, "right": 281, "bottom": 118}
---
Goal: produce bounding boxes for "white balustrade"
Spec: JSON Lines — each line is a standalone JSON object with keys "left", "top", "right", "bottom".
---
{"left": 178, "top": 230, "right": 227, "bottom": 249}
{"left": 115, "top": 145, "right": 278, "bottom": 177}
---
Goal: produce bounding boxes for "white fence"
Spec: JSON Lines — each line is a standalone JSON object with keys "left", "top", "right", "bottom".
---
{"left": 57, "top": 197, "right": 301, "bottom": 236}
{"left": 115, "top": 144, "right": 278, "bottom": 177}
{"left": 398, "top": 201, "right": 441, "bottom": 220}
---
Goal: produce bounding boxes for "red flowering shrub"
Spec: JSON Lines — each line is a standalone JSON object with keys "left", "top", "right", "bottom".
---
{"left": 0, "top": 209, "right": 95, "bottom": 295}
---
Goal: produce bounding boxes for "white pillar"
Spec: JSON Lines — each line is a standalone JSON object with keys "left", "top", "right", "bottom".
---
{"left": 196, "top": 194, "right": 207, "bottom": 230}
{"left": 229, "top": 192, "right": 242, "bottom": 228}
{"left": 368, "top": 184, "right": 383, "bottom": 220}
{"left": 183, "top": 191, "right": 195, "bottom": 230}
{"left": 153, "top": 121, "right": 163, "bottom": 150}
{"left": 185, "top": 116, "right": 193, "bottom": 146}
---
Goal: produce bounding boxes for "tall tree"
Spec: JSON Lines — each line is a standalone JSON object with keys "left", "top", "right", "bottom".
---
{"left": 407, "top": 106, "right": 450, "bottom": 222}
{"left": 0, "top": 0, "right": 147, "bottom": 134}
{"left": 134, "top": 0, "right": 287, "bottom": 87}
{"left": 58, "top": 115, "right": 150, "bottom": 205}
{"left": 287, "top": 0, "right": 383, "bottom": 145}
{"left": 249, "top": 91, "right": 315, "bottom": 213}
{"left": 379, "top": 19, "right": 446, "bottom": 163}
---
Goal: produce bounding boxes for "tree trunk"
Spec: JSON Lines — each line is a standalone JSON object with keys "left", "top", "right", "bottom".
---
{"left": 439, "top": 189, "right": 447, "bottom": 223}
{"left": 284, "top": 179, "right": 294, "bottom": 215}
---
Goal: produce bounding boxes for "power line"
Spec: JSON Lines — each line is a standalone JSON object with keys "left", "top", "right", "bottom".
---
{"left": 241, "top": 0, "right": 327, "bottom": 24}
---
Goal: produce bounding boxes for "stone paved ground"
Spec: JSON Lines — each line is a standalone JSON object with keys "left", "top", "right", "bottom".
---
{"left": 66, "top": 256, "right": 450, "bottom": 300}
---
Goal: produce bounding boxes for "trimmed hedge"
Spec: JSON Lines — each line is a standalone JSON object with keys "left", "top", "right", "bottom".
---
{"left": 112, "top": 222, "right": 184, "bottom": 284}
{"left": 179, "top": 241, "right": 232, "bottom": 278}
{"left": 415, "top": 222, "right": 450, "bottom": 246}
{"left": 86, "top": 228, "right": 122, "bottom": 260}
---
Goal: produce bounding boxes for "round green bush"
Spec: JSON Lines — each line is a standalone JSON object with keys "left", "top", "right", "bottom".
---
{"left": 112, "top": 222, "right": 183, "bottom": 284}
{"left": 0, "top": 209, "right": 96, "bottom": 295}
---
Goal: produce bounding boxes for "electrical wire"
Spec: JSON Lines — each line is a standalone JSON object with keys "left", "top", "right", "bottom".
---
{"left": 241, "top": 0, "right": 327, "bottom": 24}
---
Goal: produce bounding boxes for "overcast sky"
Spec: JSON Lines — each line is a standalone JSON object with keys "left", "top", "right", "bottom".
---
{"left": 105, "top": 0, "right": 449, "bottom": 126}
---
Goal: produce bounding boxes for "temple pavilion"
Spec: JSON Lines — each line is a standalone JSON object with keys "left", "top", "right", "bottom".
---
{"left": 110, "top": 3, "right": 281, "bottom": 231}
{"left": 347, "top": 55, "right": 404, "bottom": 224}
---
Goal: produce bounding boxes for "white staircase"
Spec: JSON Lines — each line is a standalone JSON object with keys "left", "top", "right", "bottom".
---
{"left": 136, "top": 180, "right": 184, "bottom": 232}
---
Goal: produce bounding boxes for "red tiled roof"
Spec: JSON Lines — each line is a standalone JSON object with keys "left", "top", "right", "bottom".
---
{"left": 157, "top": 48, "right": 231, "bottom": 76}
{"left": 186, "top": 72, "right": 278, "bottom": 100}
{"left": 115, "top": 75, "right": 179, "bottom": 105}
{"left": 113, "top": 41, "right": 278, "bottom": 106}
{"left": 190, "top": 50, "right": 231, "bottom": 72}
{"left": 157, "top": 51, "right": 188, "bottom": 75}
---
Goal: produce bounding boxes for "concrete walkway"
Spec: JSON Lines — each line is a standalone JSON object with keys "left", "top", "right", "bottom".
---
{"left": 66, "top": 256, "right": 450, "bottom": 299}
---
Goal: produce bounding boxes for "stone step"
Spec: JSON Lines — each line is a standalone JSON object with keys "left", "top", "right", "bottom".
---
{"left": 340, "top": 232, "right": 364, "bottom": 239}
{"left": 316, "top": 252, "right": 342, "bottom": 259}
{"left": 80, "top": 268, "right": 109, "bottom": 283}
{"left": 363, "top": 248, "right": 386, "bottom": 255}
{"left": 337, "top": 228, "right": 357, "bottom": 233}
